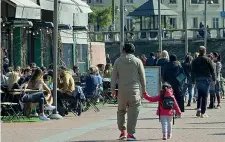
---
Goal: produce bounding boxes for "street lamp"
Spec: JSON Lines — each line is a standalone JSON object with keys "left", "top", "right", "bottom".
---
{"left": 120, "top": 0, "right": 125, "bottom": 54}
{"left": 49, "top": 0, "right": 63, "bottom": 119}
{"left": 199, "top": 0, "right": 213, "bottom": 48}
{"left": 158, "top": 0, "right": 162, "bottom": 52}
{"left": 184, "top": 0, "right": 188, "bottom": 54}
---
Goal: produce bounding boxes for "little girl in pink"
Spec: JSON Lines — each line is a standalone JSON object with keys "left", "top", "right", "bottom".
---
{"left": 143, "top": 83, "right": 181, "bottom": 140}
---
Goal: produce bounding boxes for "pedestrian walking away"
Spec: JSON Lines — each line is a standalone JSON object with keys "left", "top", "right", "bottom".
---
{"left": 111, "top": 43, "right": 146, "bottom": 141}
{"left": 212, "top": 52, "right": 222, "bottom": 108}
{"left": 191, "top": 46, "right": 216, "bottom": 118}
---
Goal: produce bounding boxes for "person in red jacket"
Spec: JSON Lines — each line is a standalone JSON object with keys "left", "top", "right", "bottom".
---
{"left": 143, "top": 83, "right": 181, "bottom": 140}
{"left": 140, "top": 54, "right": 147, "bottom": 65}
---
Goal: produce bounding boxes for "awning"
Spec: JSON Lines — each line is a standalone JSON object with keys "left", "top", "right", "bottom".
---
{"left": 60, "top": 30, "right": 73, "bottom": 44}
{"left": 71, "top": 0, "right": 93, "bottom": 13}
{"left": 3, "top": 0, "right": 41, "bottom": 19}
{"left": 40, "top": 0, "right": 80, "bottom": 25}
{"left": 128, "top": 0, "right": 178, "bottom": 16}
{"left": 39, "top": 0, "right": 78, "bottom": 12}
{"left": 60, "top": 30, "right": 88, "bottom": 44}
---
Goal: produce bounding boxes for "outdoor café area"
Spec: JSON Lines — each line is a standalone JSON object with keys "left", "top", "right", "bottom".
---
{"left": 0, "top": 63, "right": 116, "bottom": 122}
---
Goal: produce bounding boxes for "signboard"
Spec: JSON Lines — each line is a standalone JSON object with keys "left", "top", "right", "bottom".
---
{"left": 145, "top": 66, "right": 161, "bottom": 96}
{"left": 221, "top": 11, "right": 225, "bottom": 18}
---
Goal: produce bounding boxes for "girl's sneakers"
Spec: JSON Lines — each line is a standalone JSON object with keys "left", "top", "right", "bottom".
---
{"left": 162, "top": 135, "right": 167, "bottom": 140}
{"left": 167, "top": 133, "right": 172, "bottom": 139}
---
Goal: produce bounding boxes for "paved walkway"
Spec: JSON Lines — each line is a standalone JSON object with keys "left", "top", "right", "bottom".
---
{"left": 1, "top": 100, "right": 225, "bottom": 142}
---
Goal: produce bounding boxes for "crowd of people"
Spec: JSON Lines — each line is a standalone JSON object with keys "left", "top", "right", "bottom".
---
{"left": 139, "top": 48, "right": 224, "bottom": 115}
{"left": 111, "top": 43, "right": 224, "bottom": 141}
{"left": 1, "top": 58, "right": 114, "bottom": 121}
{"left": 1, "top": 44, "right": 224, "bottom": 140}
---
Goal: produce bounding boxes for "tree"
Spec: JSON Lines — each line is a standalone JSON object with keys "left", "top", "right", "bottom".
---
{"left": 88, "top": 7, "right": 112, "bottom": 31}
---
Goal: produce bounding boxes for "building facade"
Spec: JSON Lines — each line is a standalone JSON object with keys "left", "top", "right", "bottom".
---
{"left": 87, "top": 0, "right": 225, "bottom": 37}
{"left": 86, "top": 0, "right": 148, "bottom": 31}
{"left": 1, "top": 0, "right": 92, "bottom": 71}
{"left": 163, "top": 0, "right": 225, "bottom": 37}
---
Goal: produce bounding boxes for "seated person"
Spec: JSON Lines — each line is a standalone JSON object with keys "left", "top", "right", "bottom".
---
{"left": 27, "top": 68, "right": 54, "bottom": 105}
{"left": 104, "top": 63, "right": 113, "bottom": 78}
{"left": 84, "top": 66, "right": 99, "bottom": 97}
{"left": 48, "top": 64, "right": 53, "bottom": 78}
{"left": 43, "top": 74, "right": 53, "bottom": 89}
{"left": 18, "top": 68, "right": 32, "bottom": 87}
{"left": 57, "top": 66, "right": 75, "bottom": 97}
{"left": 95, "top": 67, "right": 103, "bottom": 90}
{"left": 57, "top": 66, "right": 76, "bottom": 116}
{"left": 8, "top": 71, "right": 55, "bottom": 121}
{"left": 1, "top": 72, "right": 8, "bottom": 85}
{"left": 97, "top": 64, "right": 105, "bottom": 77}
{"left": 73, "top": 65, "right": 81, "bottom": 77}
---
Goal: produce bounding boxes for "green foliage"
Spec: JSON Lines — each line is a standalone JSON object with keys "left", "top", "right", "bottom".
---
{"left": 88, "top": 7, "right": 112, "bottom": 30}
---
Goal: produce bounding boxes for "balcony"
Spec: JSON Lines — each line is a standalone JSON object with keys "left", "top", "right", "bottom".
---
{"left": 88, "top": 28, "right": 225, "bottom": 43}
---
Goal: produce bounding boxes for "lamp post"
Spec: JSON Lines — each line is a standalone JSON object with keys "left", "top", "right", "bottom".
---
{"left": 112, "top": 0, "right": 115, "bottom": 31}
{"left": 120, "top": 0, "right": 124, "bottom": 53}
{"left": 223, "top": 0, "right": 225, "bottom": 37}
{"left": 201, "top": 0, "right": 213, "bottom": 48}
{"left": 49, "top": 0, "right": 63, "bottom": 119}
{"left": 158, "top": 0, "right": 162, "bottom": 52}
{"left": 184, "top": 0, "right": 188, "bottom": 54}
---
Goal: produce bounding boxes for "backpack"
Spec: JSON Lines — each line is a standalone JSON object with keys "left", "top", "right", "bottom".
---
{"left": 161, "top": 91, "right": 175, "bottom": 109}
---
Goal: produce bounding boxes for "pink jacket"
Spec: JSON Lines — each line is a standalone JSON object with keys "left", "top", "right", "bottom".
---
{"left": 144, "top": 88, "right": 181, "bottom": 116}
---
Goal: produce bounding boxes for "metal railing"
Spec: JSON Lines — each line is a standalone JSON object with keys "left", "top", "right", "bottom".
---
{"left": 88, "top": 28, "right": 225, "bottom": 42}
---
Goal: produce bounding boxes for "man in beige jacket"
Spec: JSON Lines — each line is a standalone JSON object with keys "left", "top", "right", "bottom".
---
{"left": 111, "top": 43, "right": 146, "bottom": 141}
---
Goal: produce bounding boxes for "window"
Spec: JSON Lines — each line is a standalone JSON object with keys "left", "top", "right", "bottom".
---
{"left": 127, "top": 0, "right": 134, "bottom": 4}
{"left": 96, "top": 0, "right": 102, "bottom": 3}
{"left": 191, "top": 0, "right": 199, "bottom": 4}
{"left": 212, "top": 0, "right": 219, "bottom": 4}
{"left": 212, "top": 18, "right": 219, "bottom": 28}
{"left": 169, "top": 0, "right": 177, "bottom": 4}
{"left": 126, "top": 18, "right": 133, "bottom": 31}
{"left": 87, "top": 0, "right": 92, "bottom": 3}
{"left": 193, "top": 17, "right": 198, "bottom": 28}
{"left": 169, "top": 18, "right": 177, "bottom": 28}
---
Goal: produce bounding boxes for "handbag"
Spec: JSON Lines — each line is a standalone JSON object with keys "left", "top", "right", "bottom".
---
{"left": 176, "top": 73, "right": 186, "bottom": 84}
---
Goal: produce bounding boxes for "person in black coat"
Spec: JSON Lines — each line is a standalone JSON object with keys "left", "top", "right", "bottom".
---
{"left": 182, "top": 55, "right": 193, "bottom": 106}
{"left": 163, "top": 55, "right": 186, "bottom": 113}
{"left": 146, "top": 53, "right": 155, "bottom": 66}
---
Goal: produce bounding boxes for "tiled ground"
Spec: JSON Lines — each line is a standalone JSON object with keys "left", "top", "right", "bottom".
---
{"left": 1, "top": 100, "right": 225, "bottom": 142}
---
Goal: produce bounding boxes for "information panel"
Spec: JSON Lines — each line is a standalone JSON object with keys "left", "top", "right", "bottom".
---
{"left": 145, "top": 66, "right": 161, "bottom": 96}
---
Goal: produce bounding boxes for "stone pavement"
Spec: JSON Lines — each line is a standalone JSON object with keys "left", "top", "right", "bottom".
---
{"left": 1, "top": 100, "right": 225, "bottom": 142}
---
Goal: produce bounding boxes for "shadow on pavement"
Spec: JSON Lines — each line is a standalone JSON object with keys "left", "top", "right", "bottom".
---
{"left": 72, "top": 140, "right": 121, "bottom": 142}
{"left": 72, "top": 138, "right": 161, "bottom": 142}
{"left": 189, "top": 122, "right": 225, "bottom": 124}
{"left": 185, "top": 108, "right": 197, "bottom": 110}
{"left": 211, "top": 133, "right": 225, "bottom": 135}
{"left": 136, "top": 127, "right": 225, "bottom": 130}
{"left": 107, "top": 117, "right": 157, "bottom": 121}
{"left": 137, "top": 117, "right": 158, "bottom": 120}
